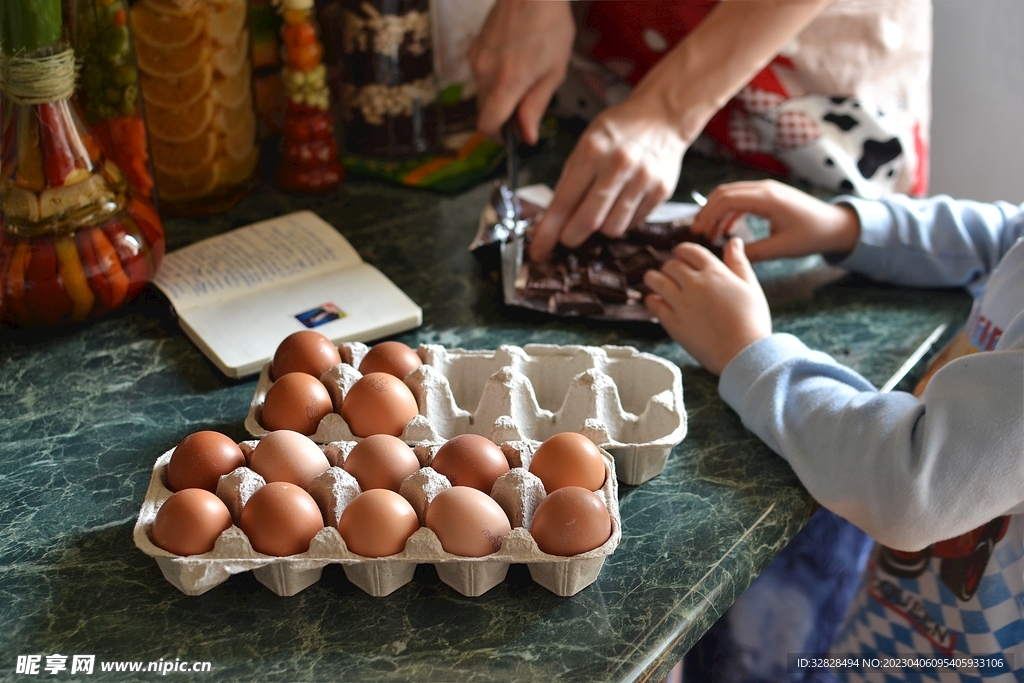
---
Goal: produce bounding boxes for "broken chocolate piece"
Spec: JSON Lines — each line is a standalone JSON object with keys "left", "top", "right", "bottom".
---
{"left": 524, "top": 276, "right": 565, "bottom": 299}
{"left": 615, "top": 245, "right": 662, "bottom": 283}
{"left": 605, "top": 240, "right": 644, "bottom": 261}
{"left": 631, "top": 221, "right": 684, "bottom": 250}
{"left": 583, "top": 266, "right": 628, "bottom": 302}
{"left": 551, "top": 291, "right": 605, "bottom": 316}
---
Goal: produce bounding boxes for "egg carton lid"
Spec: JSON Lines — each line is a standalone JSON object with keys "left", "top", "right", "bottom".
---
{"left": 134, "top": 430, "right": 621, "bottom": 598}
{"left": 245, "top": 343, "right": 686, "bottom": 485}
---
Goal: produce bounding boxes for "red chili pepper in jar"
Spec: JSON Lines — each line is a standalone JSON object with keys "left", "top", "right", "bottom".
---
{"left": 89, "top": 228, "right": 130, "bottom": 310}
{"left": 75, "top": 228, "right": 114, "bottom": 314}
{"left": 103, "top": 220, "right": 149, "bottom": 301}
{"left": 282, "top": 109, "right": 334, "bottom": 143}
{"left": 0, "top": 237, "right": 14, "bottom": 322}
{"left": 24, "top": 238, "right": 75, "bottom": 325}
{"left": 37, "top": 102, "right": 76, "bottom": 187}
{"left": 4, "top": 239, "right": 33, "bottom": 324}
{"left": 126, "top": 197, "right": 165, "bottom": 268}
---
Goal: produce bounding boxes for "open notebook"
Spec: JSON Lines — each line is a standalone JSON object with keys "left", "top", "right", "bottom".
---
{"left": 153, "top": 211, "right": 422, "bottom": 378}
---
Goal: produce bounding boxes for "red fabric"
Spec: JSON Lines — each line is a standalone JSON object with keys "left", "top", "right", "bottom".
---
{"left": 583, "top": 0, "right": 793, "bottom": 174}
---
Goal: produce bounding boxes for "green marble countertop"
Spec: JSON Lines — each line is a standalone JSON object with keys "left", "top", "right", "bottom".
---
{"left": 1, "top": 140, "right": 972, "bottom": 682}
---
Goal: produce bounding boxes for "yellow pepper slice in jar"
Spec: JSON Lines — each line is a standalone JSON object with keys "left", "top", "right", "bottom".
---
{"left": 54, "top": 235, "right": 96, "bottom": 321}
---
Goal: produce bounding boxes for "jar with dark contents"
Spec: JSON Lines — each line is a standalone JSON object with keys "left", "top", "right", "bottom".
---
{"left": 340, "top": 0, "right": 440, "bottom": 159}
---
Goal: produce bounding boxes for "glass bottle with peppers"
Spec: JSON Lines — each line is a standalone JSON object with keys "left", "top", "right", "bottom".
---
{"left": 276, "top": 0, "right": 342, "bottom": 192}
{"left": 71, "top": 0, "right": 156, "bottom": 202}
{"left": 0, "top": 0, "right": 165, "bottom": 327}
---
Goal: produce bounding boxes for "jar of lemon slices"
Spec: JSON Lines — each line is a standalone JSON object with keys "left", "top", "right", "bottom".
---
{"left": 129, "top": 0, "right": 259, "bottom": 216}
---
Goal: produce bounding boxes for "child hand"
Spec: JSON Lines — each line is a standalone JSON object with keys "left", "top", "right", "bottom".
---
{"left": 690, "top": 180, "right": 861, "bottom": 262}
{"left": 644, "top": 238, "right": 772, "bottom": 375}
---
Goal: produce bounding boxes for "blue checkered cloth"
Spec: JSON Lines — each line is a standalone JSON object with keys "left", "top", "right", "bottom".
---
{"left": 685, "top": 513, "right": 1024, "bottom": 683}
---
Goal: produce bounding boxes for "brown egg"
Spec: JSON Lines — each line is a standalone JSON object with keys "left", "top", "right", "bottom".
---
{"left": 249, "top": 430, "right": 330, "bottom": 488}
{"left": 340, "top": 372, "right": 419, "bottom": 438}
{"left": 425, "top": 486, "right": 511, "bottom": 557}
{"left": 358, "top": 341, "right": 422, "bottom": 378}
{"left": 343, "top": 434, "right": 420, "bottom": 492}
{"left": 239, "top": 481, "right": 324, "bottom": 556}
{"left": 261, "top": 372, "right": 333, "bottom": 435}
{"left": 337, "top": 489, "right": 420, "bottom": 557}
{"left": 271, "top": 330, "right": 342, "bottom": 380}
{"left": 431, "top": 434, "right": 510, "bottom": 493}
{"left": 166, "top": 430, "right": 245, "bottom": 492}
{"left": 530, "top": 486, "right": 611, "bottom": 556}
{"left": 151, "top": 488, "right": 233, "bottom": 556}
{"left": 528, "top": 432, "right": 606, "bottom": 492}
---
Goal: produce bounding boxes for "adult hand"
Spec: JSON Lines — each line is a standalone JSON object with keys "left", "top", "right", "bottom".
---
{"left": 527, "top": 93, "right": 688, "bottom": 262}
{"left": 644, "top": 238, "right": 772, "bottom": 376}
{"left": 689, "top": 180, "right": 862, "bottom": 262}
{"left": 469, "top": 0, "right": 575, "bottom": 145}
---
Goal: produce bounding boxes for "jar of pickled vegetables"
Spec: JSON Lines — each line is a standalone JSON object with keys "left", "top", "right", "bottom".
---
{"left": 0, "top": 0, "right": 166, "bottom": 327}
{"left": 129, "top": 0, "right": 259, "bottom": 215}
{"left": 340, "top": 0, "right": 441, "bottom": 159}
{"left": 276, "top": 0, "right": 342, "bottom": 192}
{"left": 73, "top": 0, "right": 156, "bottom": 201}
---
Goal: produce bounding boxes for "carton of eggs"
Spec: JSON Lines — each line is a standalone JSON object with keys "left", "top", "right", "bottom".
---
{"left": 245, "top": 340, "right": 686, "bottom": 485}
{"left": 133, "top": 426, "right": 621, "bottom": 598}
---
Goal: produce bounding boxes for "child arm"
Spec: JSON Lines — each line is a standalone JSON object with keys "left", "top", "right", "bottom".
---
{"left": 720, "top": 332, "right": 1024, "bottom": 551}
{"left": 835, "top": 194, "right": 1024, "bottom": 291}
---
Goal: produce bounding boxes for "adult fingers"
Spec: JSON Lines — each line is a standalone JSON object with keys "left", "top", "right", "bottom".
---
{"left": 476, "top": 71, "right": 526, "bottom": 140}
{"left": 517, "top": 67, "right": 564, "bottom": 145}
{"left": 632, "top": 179, "right": 672, "bottom": 229}
{"left": 528, "top": 143, "right": 605, "bottom": 260}
{"left": 598, "top": 170, "right": 653, "bottom": 241}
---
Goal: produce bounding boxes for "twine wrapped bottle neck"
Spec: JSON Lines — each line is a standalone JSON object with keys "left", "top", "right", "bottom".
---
{"left": 0, "top": 46, "right": 78, "bottom": 106}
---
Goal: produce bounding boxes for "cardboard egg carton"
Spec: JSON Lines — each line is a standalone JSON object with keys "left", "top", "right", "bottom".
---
{"left": 245, "top": 343, "right": 686, "bottom": 485}
{"left": 133, "top": 427, "right": 621, "bottom": 598}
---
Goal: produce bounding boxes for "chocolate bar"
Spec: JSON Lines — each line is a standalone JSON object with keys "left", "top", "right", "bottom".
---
{"left": 515, "top": 216, "right": 723, "bottom": 318}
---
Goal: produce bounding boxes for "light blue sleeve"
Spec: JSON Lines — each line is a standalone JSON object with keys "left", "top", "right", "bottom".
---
{"left": 833, "top": 195, "right": 1024, "bottom": 295}
{"left": 719, "top": 333, "right": 1024, "bottom": 552}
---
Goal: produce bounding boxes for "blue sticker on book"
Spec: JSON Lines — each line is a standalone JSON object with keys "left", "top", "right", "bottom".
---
{"left": 296, "top": 303, "right": 346, "bottom": 328}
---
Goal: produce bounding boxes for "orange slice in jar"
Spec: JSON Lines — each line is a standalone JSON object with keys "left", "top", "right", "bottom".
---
{"left": 136, "top": 36, "right": 210, "bottom": 80}
{"left": 138, "top": 0, "right": 200, "bottom": 19}
{"left": 220, "top": 106, "right": 257, "bottom": 162}
{"left": 207, "top": 0, "right": 247, "bottom": 46}
{"left": 210, "top": 61, "right": 251, "bottom": 109}
{"left": 146, "top": 97, "right": 215, "bottom": 144}
{"left": 156, "top": 163, "right": 220, "bottom": 201}
{"left": 216, "top": 145, "right": 258, "bottom": 186}
{"left": 213, "top": 28, "right": 250, "bottom": 78}
{"left": 130, "top": 0, "right": 205, "bottom": 51}
{"left": 151, "top": 129, "right": 218, "bottom": 174}
{"left": 140, "top": 63, "right": 214, "bottom": 109}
